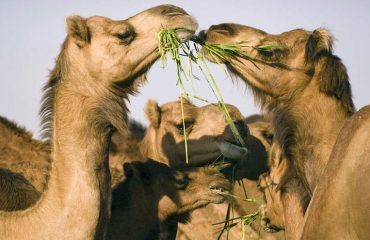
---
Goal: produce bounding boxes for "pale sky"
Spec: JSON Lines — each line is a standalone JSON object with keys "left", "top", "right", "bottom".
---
{"left": 1, "top": 0, "right": 369, "bottom": 138}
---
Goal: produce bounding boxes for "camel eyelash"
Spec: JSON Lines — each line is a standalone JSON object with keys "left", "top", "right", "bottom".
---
{"left": 254, "top": 43, "right": 284, "bottom": 58}
{"left": 175, "top": 120, "right": 194, "bottom": 135}
{"left": 114, "top": 30, "right": 136, "bottom": 44}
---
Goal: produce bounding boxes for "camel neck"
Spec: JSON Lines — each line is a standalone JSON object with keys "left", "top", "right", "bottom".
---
{"left": 48, "top": 86, "right": 112, "bottom": 239}
{"left": 0, "top": 78, "right": 112, "bottom": 240}
{"left": 273, "top": 90, "right": 349, "bottom": 193}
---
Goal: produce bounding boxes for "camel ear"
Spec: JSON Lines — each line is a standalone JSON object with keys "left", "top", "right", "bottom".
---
{"left": 145, "top": 99, "right": 161, "bottom": 128}
{"left": 317, "top": 55, "right": 354, "bottom": 113}
{"left": 179, "top": 96, "right": 193, "bottom": 105}
{"left": 66, "top": 15, "right": 90, "bottom": 47}
{"left": 305, "top": 28, "right": 333, "bottom": 61}
{"left": 126, "top": 162, "right": 152, "bottom": 185}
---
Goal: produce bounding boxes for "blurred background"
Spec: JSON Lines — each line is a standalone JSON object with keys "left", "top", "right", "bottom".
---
{"left": 1, "top": 0, "right": 369, "bottom": 137}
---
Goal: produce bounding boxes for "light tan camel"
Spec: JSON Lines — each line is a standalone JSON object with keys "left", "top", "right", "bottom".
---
{"left": 0, "top": 5, "right": 197, "bottom": 240}
{"left": 108, "top": 159, "right": 232, "bottom": 240}
{"left": 200, "top": 24, "right": 355, "bottom": 239}
{"left": 201, "top": 24, "right": 354, "bottom": 193}
{"left": 300, "top": 105, "right": 370, "bottom": 239}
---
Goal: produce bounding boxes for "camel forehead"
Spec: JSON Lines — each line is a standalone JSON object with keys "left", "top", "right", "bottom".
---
{"left": 214, "top": 24, "right": 312, "bottom": 44}
{"left": 86, "top": 16, "right": 130, "bottom": 33}
{"left": 160, "top": 101, "right": 242, "bottom": 117}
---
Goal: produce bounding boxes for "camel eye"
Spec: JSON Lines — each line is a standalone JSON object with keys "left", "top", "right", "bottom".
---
{"left": 175, "top": 120, "right": 194, "bottom": 135}
{"left": 255, "top": 44, "right": 283, "bottom": 59}
{"left": 114, "top": 29, "right": 135, "bottom": 45}
{"left": 262, "top": 130, "right": 273, "bottom": 144}
{"left": 258, "top": 49, "right": 274, "bottom": 57}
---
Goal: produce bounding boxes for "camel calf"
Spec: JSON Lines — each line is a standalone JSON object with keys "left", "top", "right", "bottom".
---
{"left": 108, "top": 159, "right": 232, "bottom": 240}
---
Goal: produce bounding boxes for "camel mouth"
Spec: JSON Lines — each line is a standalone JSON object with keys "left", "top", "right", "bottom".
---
{"left": 218, "top": 140, "right": 248, "bottom": 160}
{"left": 210, "top": 185, "right": 232, "bottom": 204}
{"left": 174, "top": 27, "right": 197, "bottom": 43}
{"left": 210, "top": 181, "right": 232, "bottom": 195}
{"left": 261, "top": 217, "right": 281, "bottom": 233}
{"left": 210, "top": 186, "right": 230, "bottom": 194}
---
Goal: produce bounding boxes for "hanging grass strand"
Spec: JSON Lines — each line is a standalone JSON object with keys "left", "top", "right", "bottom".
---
{"left": 180, "top": 94, "right": 189, "bottom": 164}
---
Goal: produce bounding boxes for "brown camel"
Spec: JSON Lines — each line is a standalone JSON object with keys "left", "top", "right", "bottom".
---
{"left": 108, "top": 159, "right": 232, "bottom": 240}
{"left": 300, "top": 105, "right": 370, "bottom": 239}
{"left": 0, "top": 5, "right": 197, "bottom": 239}
{"left": 200, "top": 24, "right": 355, "bottom": 238}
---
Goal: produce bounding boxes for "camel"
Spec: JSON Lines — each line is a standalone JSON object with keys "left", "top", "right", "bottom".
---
{"left": 299, "top": 105, "right": 370, "bottom": 239}
{"left": 108, "top": 159, "right": 232, "bottom": 240}
{"left": 199, "top": 24, "right": 355, "bottom": 238}
{"left": 200, "top": 24, "right": 355, "bottom": 194}
{"left": 0, "top": 5, "right": 198, "bottom": 239}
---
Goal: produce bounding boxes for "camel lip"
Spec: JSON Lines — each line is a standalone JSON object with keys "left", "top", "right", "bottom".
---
{"left": 217, "top": 140, "right": 248, "bottom": 160}
{"left": 210, "top": 181, "right": 232, "bottom": 194}
{"left": 174, "top": 27, "right": 197, "bottom": 43}
{"left": 224, "top": 139, "right": 243, "bottom": 148}
{"left": 210, "top": 186, "right": 231, "bottom": 194}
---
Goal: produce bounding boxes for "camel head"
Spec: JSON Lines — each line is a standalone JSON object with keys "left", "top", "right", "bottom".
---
{"left": 42, "top": 5, "right": 198, "bottom": 140}
{"left": 142, "top": 98, "right": 250, "bottom": 168}
{"left": 117, "top": 160, "right": 231, "bottom": 222}
{"left": 65, "top": 5, "right": 197, "bottom": 87}
{"left": 199, "top": 24, "right": 354, "bottom": 113}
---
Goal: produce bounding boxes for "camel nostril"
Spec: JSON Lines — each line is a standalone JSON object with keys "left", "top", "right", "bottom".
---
{"left": 196, "top": 30, "right": 207, "bottom": 44}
